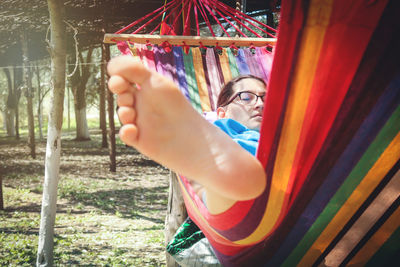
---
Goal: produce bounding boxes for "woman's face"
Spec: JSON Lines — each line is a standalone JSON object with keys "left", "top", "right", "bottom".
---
{"left": 217, "top": 78, "right": 266, "bottom": 130}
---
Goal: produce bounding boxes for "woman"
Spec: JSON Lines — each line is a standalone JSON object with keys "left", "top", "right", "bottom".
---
{"left": 215, "top": 74, "right": 266, "bottom": 154}
{"left": 108, "top": 55, "right": 266, "bottom": 215}
{"left": 193, "top": 74, "right": 266, "bottom": 209}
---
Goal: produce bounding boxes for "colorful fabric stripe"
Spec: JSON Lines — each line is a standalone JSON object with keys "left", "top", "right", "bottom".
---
{"left": 226, "top": 48, "right": 240, "bottom": 78}
{"left": 191, "top": 47, "right": 211, "bottom": 112}
{"left": 243, "top": 48, "right": 265, "bottom": 80}
{"left": 235, "top": 49, "right": 251, "bottom": 75}
{"left": 181, "top": 48, "right": 203, "bottom": 113}
{"left": 267, "top": 75, "right": 400, "bottom": 267}
{"left": 172, "top": 46, "right": 191, "bottom": 101}
{"left": 115, "top": 1, "right": 400, "bottom": 265}
{"left": 205, "top": 48, "right": 223, "bottom": 110}
{"left": 175, "top": 0, "right": 399, "bottom": 266}
{"left": 117, "top": 43, "right": 272, "bottom": 113}
{"left": 218, "top": 48, "right": 232, "bottom": 84}
{"left": 256, "top": 47, "right": 273, "bottom": 83}
{"left": 153, "top": 45, "right": 178, "bottom": 85}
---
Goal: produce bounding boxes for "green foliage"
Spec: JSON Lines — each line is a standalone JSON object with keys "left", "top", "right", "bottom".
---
{"left": 0, "top": 233, "right": 37, "bottom": 266}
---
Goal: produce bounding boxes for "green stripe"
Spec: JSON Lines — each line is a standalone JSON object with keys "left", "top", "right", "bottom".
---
{"left": 366, "top": 226, "right": 400, "bottom": 267}
{"left": 283, "top": 106, "right": 400, "bottom": 266}
{"left": 227, "top": 48, "right": 240, "bottom": 78}
{"left": 183, "top": 49, "right": 203, "bottom": 113}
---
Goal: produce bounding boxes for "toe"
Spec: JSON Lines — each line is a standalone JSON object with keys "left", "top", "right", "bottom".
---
{"left": 117, "top": 92, "right": 135, "bottom": 107}
{"left": 108, "top": 75, "right": 131, "bottom": 94}
{"left": 108, "top": 56, "right": 152, "bottom": 86}
{"left": 119, "top": 124, "right": 139, "bottom": 147}
{"left": 117, "top": 106, "right": 136, "bottom": 124}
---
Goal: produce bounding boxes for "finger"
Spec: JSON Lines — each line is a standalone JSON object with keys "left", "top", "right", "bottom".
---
{"left": 107, "top": 55, "right": 152, "bottom": 86}
{"left": 119, "top": 124, "right": 138, "bottom": 147}
{"left": 117, "top": 91, "right": 135, "bottom": 107}
{"left": 117, "top": 106, "right": 136, "bottom": 124}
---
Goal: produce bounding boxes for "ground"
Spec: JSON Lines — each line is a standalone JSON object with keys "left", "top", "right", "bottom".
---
{"left": 0, "top": 130, "right": 170, "bottom": 266}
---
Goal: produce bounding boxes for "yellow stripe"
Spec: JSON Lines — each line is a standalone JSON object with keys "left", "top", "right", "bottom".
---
{"left": 234, "top": 0, "right": 334, "bottom": 245}
{"left": 349, "top": 194, "right": 400, "bottom": 265}
{"left": 219, "top": 49, "right": 232, "bottom": 84}
{"left": 191, "top": 47, "right": 211, "bottom": 112}
{"left": 298, "top": 132, "right": 400, "bottom": 265}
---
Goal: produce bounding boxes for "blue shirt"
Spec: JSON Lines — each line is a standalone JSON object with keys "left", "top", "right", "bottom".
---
{"left": 213, "top": 118, "right": 260, "bottom": 156}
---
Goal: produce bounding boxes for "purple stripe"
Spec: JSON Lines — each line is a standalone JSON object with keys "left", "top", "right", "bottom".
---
{"left": 153, "top": 45, "right": 178, "bottom": 84}
{"left": 172, "top": 46, "right": 191, "bottom": 101}
{"left": 236, "top": 49, "right": 251, "bottom": 75}
{"left": 256, "top": 47, "right": 274, "bottom": 83}
{"left": 244, "top": 48, "right": 265, "bottom": 79}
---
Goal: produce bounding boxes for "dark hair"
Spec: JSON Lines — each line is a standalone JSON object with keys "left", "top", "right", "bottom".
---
{"left": 217, "top": 74, "right": 266, "bottom": 108}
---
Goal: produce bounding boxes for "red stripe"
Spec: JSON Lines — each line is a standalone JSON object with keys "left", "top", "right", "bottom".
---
{"left": 257, "top": 0, "right": 306, "bottom": 169}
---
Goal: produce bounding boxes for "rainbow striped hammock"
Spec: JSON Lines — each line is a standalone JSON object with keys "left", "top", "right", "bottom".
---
{"left": 117, "top": 0, "right": 400, "bottom": 266}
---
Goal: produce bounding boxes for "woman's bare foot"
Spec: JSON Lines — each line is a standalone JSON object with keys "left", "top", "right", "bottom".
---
{"left": 108, "top": 56, "right": 266, "bottom": 213}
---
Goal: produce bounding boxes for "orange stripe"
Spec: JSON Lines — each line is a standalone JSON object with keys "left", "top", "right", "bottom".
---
{"left": 191, "top": 47, "right": 211, "bottom": 112}
{"left": 219, "top": 48, "right": 232, "bottom": 84}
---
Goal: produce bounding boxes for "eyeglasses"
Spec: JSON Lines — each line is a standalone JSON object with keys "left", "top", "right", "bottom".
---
{"left": 222, "top": 91, "right": 265, "bottom": 107}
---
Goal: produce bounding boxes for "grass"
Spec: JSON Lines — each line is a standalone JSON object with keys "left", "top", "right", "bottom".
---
{"left": 0, "top": 130, "right": 170, "bottom": 266}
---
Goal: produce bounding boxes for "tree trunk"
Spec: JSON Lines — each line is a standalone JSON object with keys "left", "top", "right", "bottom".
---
{"left": 74, "top": 97, "right": 90, "bottom": 140}
{"left": 67, "top": 86, "right": 71, "bottom": 131}
{"left": 100, "top": 40, "right": 108, "bottom": 148}
{"left": 105, "top": 44, "right": 116, "bottom": 172}
{"left": 13, "top": 67, "right": 22, "bottom": 140}
{"left": 36, "top": 0, "right": 66, "bottom": 265}
{"left": 70, "top": 48, "right": 93, "bottom": 141}
{"left": 2, "top": 110, "right": 7, "bottom": 131}
{"left": 21, "top": 31, "right": 36, "bottom": 158}
{"left": 165, "top": 172, "right": 188, "bottom": 267}
{"left": 5, "top": 109, "right": 15, "bottom": 136}
{"left": 4, "top": 68, "right": 16, "bottom": 137}
{"left": 0, "top": 173, "right": 3, "bottom": 210}
{"left": 36, "top": 65, "right": 44, "bottom": 140}
{"left": 15, "top": 102, "right": 20, "bottom": 140}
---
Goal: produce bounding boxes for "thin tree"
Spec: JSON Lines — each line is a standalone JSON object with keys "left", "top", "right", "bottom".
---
{"left": 3, "top": 68, "right": 16, "bottom": 137}
{"left": 36, "top": 0, "right": 66, "bottom": 265}
{"left": 13, "top": 67, "right": 22, "bottom": 140}
{"left": 0, "top": 173, "right": 3, "bottom": 210}
{"left": 104, "top": 44, "right": 116, "bottom": 172}
{"left": 100, "top": 37, "right": 108, "bottom": 148}
{"left": 21, "top": 31, "right": 36, "bottom": 158}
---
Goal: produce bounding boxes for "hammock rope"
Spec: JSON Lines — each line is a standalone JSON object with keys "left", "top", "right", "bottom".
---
{"left": 108, "top": 0, "right": 277, "bottom": 46}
